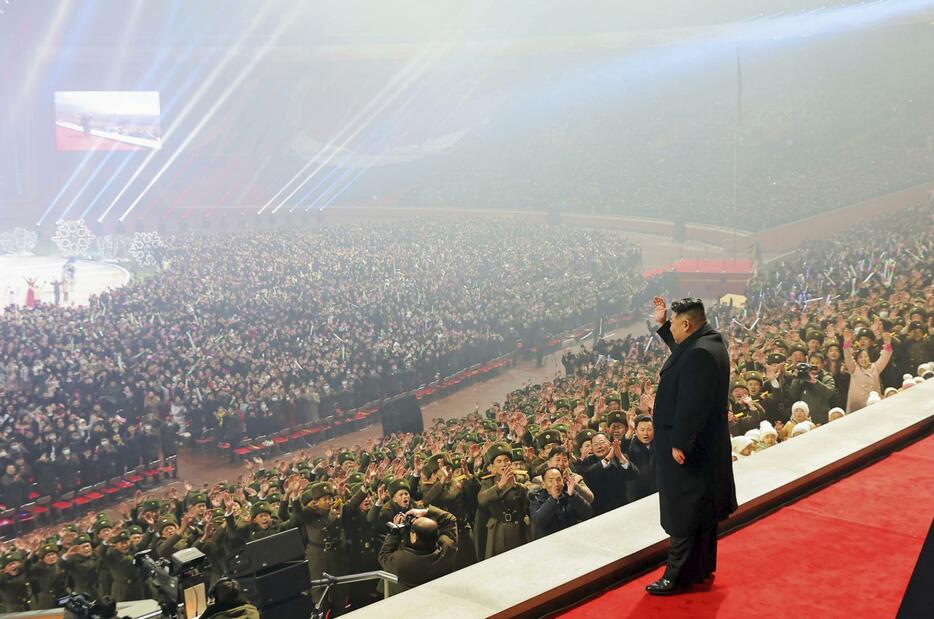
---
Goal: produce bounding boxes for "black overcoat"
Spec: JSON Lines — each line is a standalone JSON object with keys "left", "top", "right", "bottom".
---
{"left": 654, "top": 321, "right": 737, "bottom": 537}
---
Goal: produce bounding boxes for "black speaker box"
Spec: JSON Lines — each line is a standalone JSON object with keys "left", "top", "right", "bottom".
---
{"left": 258, "top": 593, "right": 315, "bottom": 618}
{"left": 235, "top": 560, "right": 311, "bottom": 607}
{"left": 379, "top": 393, "right": 423, "bottom": 436}
{"left": 225, "top": 527, "right": 304, "bottom": 577}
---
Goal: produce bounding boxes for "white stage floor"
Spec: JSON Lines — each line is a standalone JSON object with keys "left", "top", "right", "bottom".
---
{"left": 0, "top": 255, "right": 130, "bottom": 308}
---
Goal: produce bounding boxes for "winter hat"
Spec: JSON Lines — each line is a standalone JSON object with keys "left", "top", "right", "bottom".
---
{"left": 791, "top": 421, "right": 815, "bottom": 437}
{"left": 902, "top": 374, "right": 915, "bottom": 389}
{"left": 744, "top": 429, "right": 761, "bottom": 443}
{"left": 731, "top": 436, "right": 754, "bottom": 454}
{"left": 883, "top": 387, "right": 899, "bottom": 398}
{"left": 791, "top": 401, "right": 810, "bottom": 416}
{"left": 866, "top": 391, "right": 882, "bottom": 406}
{"left": 758, "top": 421, "right": 778, "bottom": 439}
{"left": 827, "top": 407, "right": 845, "bottom": 422}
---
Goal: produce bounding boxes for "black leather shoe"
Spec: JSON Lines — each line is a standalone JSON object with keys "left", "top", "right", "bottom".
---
{"left": 645, "top": 578, "right": 680, "bottom": 596}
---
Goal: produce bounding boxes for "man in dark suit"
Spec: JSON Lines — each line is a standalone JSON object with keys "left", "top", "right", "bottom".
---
{"left": 646, "top": 297, "right": 737, "bottom": 595}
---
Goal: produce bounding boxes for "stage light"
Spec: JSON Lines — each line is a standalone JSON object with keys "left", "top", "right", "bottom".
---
{"left": 259, "top": 40, "right": 450, "bottom": 215}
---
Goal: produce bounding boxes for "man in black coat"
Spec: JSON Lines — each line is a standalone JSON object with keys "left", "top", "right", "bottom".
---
{"left": 577, "top": 432, "right": 638, "bottom": 516}
{"left": 646, "top": 297, "right": 737, "bottom": 595}
{"left": 626, "top": 414, "right": 657, "bottom": 502}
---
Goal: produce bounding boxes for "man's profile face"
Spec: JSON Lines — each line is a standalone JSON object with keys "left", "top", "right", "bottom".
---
{"left": 670, "top": 314, "right": 693, "bottom": 344}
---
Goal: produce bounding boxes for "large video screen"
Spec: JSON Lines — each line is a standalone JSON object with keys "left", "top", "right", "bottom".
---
{"left": 54, "top": 91, "right": 162, "bottom": 151}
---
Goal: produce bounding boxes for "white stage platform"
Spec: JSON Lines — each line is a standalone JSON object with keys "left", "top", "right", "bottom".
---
{"left": 0, "top": 255, "right": 130, "bottom": 308}
{"left": 347, "top": 380, "right": 934, "bottom": 618}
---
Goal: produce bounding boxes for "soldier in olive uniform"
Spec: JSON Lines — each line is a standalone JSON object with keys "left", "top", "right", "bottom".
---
{"left": 0, "top": 551, "right": 34, "bottom": 612}
{"left": 421, "top": 452, "right": 478, "bottom": 570}
{"left": 60, "top": 534, "right": 98, "bottom": 596}
{"left": 283, "top": 481, "right": 345, "bottom": 609}
{"left": 103, "top": 531, "right": 145, "bottom": 602}
{"left": 476, "top": 442, "right": 530, "bottom": 559}
{"left": 28, "top": 544, "right": 68, "bottom": 609}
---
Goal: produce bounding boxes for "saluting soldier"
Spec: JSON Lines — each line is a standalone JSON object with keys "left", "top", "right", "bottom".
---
{"left": 60, "top": 534, "right": 98, "bottom": 596}
{"left": 28, "top": 544, "right": 68, "bottom": 610}
{"left": 0, "top": 551, "right": 34, "bottom": 612}
{"left": 103, "top": 531, "right": 145, "bottom": 602}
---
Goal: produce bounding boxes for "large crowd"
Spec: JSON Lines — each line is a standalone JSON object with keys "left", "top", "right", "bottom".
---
{"left": 0, "top": 205, "right": 930, "bottom": 614}
{"left": 0, "top": 219, "right": 643, "bottom": 500}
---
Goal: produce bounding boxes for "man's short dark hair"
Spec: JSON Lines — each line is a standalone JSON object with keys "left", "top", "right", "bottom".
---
{"left": 634, "top": 414, "right": 653, "bottom": 428}
{"left": 671, "top": 298, "right": 706, "bottom": 323}
{"left": 548, "top": 446, "right": 568, "bottom": 458}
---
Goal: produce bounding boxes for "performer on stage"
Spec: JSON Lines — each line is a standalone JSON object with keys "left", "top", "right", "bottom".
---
{"left": 646, "top": 296, "right": 737, "bottom": 595}
{"left": 24, "top": 277, "right": 38, "bottom": 309}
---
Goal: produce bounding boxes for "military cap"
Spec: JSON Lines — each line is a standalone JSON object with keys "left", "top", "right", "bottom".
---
{"left": 346, "top": 472, "right": 364, "bottom": 486}
{"left": 772, "top": 339, "right": 789, "bottom": 351}
{"left": 424, "top": 452, "right": 452, "bottom": 478}
{"left": 805, "top": 330, "right": 824, "bottom": 343}
{"left": 604, "top": 391, "right": 622, "bottom": 404}
{"left": 744, "top": 371, "right": 764, "bottom": 386}
{"left": 62, "top": 524, "right": 78, "bottom": 533}
{"left": 112, "top": 532, "right": 130, "bottom": 543}
{"left": 156, "top": 516, "right": 178, "bottom": 532}
{"left": 75, "top": 534, "right": 92, "bottom": 545}
{"left": 265, "top": 490, "right": 283, "bottom": 503}
{"left": 730, "top": 380, "right": 749, "bottom": 393}
{"left": 789, "top": 342, "right": 807, "bottom": 355}
{"left": 211, "top": 508, "right": 226, "bottom": 522}
{"left": 250, "top": 502, "right": 274, "bottom": 519}
{"left": 93, "top": 519, "right": 114, "bottom": 534}
{"left": 387, "top": 479, "right": 411, "bottom": 499}
{"left": 908, "top": 306, "right": 926, "bottom": 319}
{"left": 511, "top": 447, "right": 526, "bottom": 462}
{"left": 851, "top": 316, "right": 870, "bottom": 328}
{"left": 855, "top": 327, "right": 875, "bottom": 341}
{"left": 306, "top": 482, "right": 336, "bottom": 502}
{"left": 140, "top": 499, "right": 161, "bottom": 512}
{"left": 576, "top": 429, "right": 596, "bottom": 448}
{"left": 185, "top": 492, "right": 209, "bottom": 508}
{"left": 38, "top": 544, "right": 60, "bottom": 557}
{"left": 537, "top": 429, "right": 562, "bottom": 450}
{"left": 337, "top": 451, "right": 356, "bottom": 465}
{"left": 1, "top": 550, "right": 25, "bottom": 566}
{"left": 767, "top": 352, "right": 786, "bottom": 365}
{"left": 908, "top": 321, "right": 925, "bottom": 332}
{"left": 606, "top": 411, "right": 626, "bottom": 427}
{"left": 555, "top": 399, "right": 572, "bottom": 410}
{"left": 484, "top": 442, "right": 513, "bottom": 466}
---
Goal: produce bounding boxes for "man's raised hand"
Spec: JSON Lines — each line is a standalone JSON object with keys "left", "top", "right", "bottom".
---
{"left": 653, "top": 296, "right": 668, "bottom": 325}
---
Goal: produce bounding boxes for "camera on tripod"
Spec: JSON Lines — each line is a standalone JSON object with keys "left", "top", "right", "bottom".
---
{"left": 134, "top": 547, "right": 208, "bottom": 619}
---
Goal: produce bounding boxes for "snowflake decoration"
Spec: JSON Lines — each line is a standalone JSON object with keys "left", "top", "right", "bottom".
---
{"left": 129, "top": 231, "right": 165, "bottom": 267}
{"left": 96, "top": 234, "right": 128, "bottom": 261}
{"left": 52, "top": 220, "right": 95, "bottom": 257}
{"left": 0, "top": 231, "right": 14, "bottom": 254}
{"left": 10, "top": 228, "right": 38, "bottom": 254}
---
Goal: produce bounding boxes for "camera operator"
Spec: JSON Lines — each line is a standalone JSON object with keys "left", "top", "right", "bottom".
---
{"left": 378, "top": 506, "right": 458, "bottom": 593}
{"left": 200, "top": 578, "right": 259, "bottom": 619}
{"left": 786, "top": 352, "right": 836, "bottom": 425}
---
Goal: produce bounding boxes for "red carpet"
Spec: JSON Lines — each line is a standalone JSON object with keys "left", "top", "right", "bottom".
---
{"left": 561, "top": 433, "right": 934, "bottom": 619}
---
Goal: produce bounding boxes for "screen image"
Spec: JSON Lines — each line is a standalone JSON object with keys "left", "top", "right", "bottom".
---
{"left": 54, "top": 90, "right": 162, "bottom": 151}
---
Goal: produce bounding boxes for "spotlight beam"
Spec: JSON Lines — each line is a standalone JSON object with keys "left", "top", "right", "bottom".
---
{"left": 260, "top": 40, "right": 449, "bottom": 215}
{"left": 114, "top": 4, "right": 302, "bottom": 222}
{"left": 96, "top": 2, "right": 279, "bottom": 223}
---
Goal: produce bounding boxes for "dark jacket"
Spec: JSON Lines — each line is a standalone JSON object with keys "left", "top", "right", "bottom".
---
{"left": 201, "top": 602, "right": 260, "bottom": 619}
{"left": 528, "top": 488, "right": 592, "bottom": 539}
{"left": 626, "top": 438, "right": 657, "bottom": 502}
{"left": 786, "top": 370, "right": 836, "bottom": 425}
{"left": 654, "top": 321, "right": 737, "bottom": 537}
{"left": 576, "top": 455, "right": 638, "bottom": 516}
{"left": 378, "top": 506, "right": 457, "bottom": 592}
